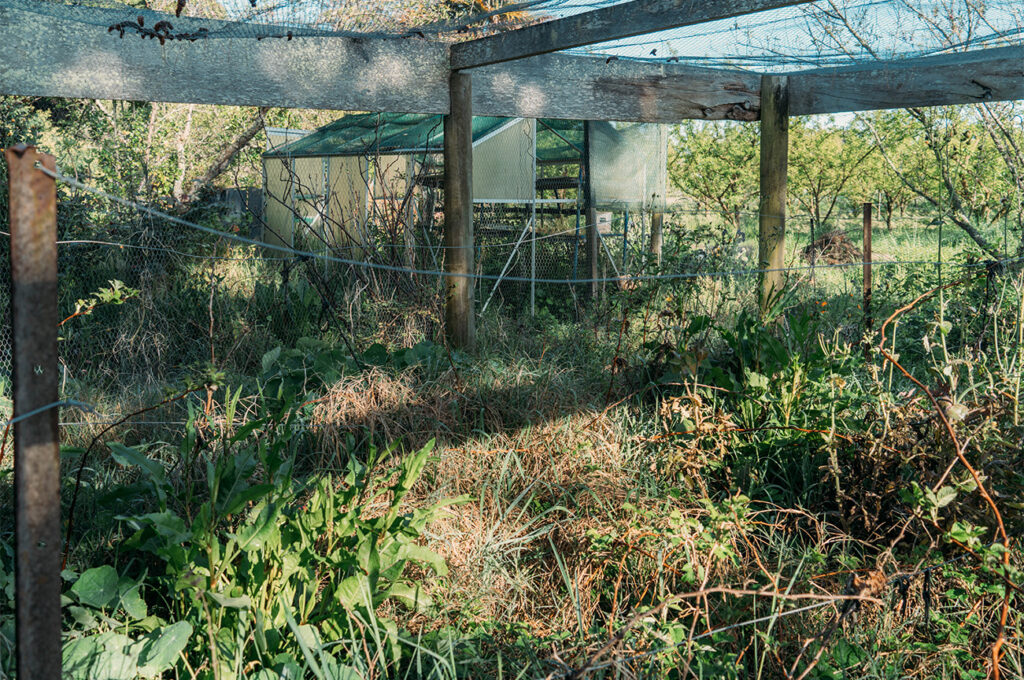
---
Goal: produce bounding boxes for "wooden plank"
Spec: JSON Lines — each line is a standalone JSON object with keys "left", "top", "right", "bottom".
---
{"left": 0, "top": 0, "right": 761, "bottom": 122}
{"left": 758, "top": 74, "right": 788, "bottom": 314}
{"left": 5, "top": 0, "right": 1022, "bottom": 121}
{"left": 472, "top": 53, "right": 761, "bottom": 122}
{"left": 788, "top": 46, "right": 1024, "bottom": 115}
{"left": 451, "top": 0, "right": 816, "bottom": 70}
{"left": 444, "top": 71, "right": 476, "bottom": 350}
{"left": 583, "top": 122, "right": 599, "bottom": 300}
{"left": 650, "top": 212, "right": 664, "bottom": 266}
{"left": 0, "top": 0, "right": 450, "bottom": 113}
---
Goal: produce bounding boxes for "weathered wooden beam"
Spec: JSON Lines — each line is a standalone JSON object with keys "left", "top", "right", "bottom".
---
{"left": 444, "top": 71, "right": 475, "bottom": 350}
{"left": 788, "top": 45, "right": 1024, "bottom": 115}
{"left": 758, "top": 74, "right": 788, "bottom": 314}
{"left": 650, "top": 212, "right": 664, "bottom": 266}
{"left": 472, "top": 54, "right": 761, "bottom": 122}
{"left": 451, "top": 0, "right": 816, "bottom": 70}
{"left": 0, "top": 0, "right": 761, "bottom": 122}
{"left": 583, "top": 122, "right": 599, "bottom": 301}
{"left": 0, "top": 0, "right": 450, "bottom": 113}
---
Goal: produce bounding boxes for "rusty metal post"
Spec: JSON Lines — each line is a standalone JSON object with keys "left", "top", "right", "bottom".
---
{"left": 863, "top": 202, "right": 873, "bottom": 340}
{"left": 6, "top": 144, "right": 61, "bottom": 680}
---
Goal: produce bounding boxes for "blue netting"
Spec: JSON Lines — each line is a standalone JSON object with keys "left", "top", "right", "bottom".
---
{"left": 566, "top": 0, "right": 1024, "bottom": 71}
{"left": 6, "top": 0, "right": 1022, "bottom": 70}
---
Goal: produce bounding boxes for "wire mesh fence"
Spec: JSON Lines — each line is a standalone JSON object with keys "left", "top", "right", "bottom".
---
{"left": 0, "top": 167, "right": 1004, "bottom": 392}
{"left": 0, "top": 122, "right": 1018, "bottom": 404}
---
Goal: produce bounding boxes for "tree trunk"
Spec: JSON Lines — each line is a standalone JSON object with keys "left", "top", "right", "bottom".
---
{"left": 171, "top": 104, "right": 195, "bottom": 201}
{"left": 177, "top": 107, "right": 270, "bottom": 208}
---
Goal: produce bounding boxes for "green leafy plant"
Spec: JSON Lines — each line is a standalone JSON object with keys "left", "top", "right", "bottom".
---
{"left": 110, "top": 380, "right": 463, "bottom": 678}
{"left": 62, "top": 566, "right": 192, "bottom": 680}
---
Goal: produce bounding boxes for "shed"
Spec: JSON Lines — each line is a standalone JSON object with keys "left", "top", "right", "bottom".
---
{"left": 261, "top": 112, "right": 667, "bottom": 254}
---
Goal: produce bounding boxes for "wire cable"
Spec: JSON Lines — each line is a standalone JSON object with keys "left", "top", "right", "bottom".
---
{"left": 42, "top": 167, "right": 1016, "bottom": 286}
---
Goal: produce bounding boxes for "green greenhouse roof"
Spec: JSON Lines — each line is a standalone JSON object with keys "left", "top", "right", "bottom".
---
{"left": 263, "top": 112, "right": 584, "bottom": 163}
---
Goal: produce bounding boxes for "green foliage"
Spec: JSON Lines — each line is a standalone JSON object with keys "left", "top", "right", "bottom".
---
{"left": 103, "top": 374, "right": 461, "bottom": 678}
{"left": 670, "top": 120, "right": 758, "bottom": 228}
{"left": 62, "top": 280, "right": 140, "bottom": 327}
{"left": 62, "top": 565, "right": 192, "bottom": 680}
{"left": 0, "top": 339, "right": 462, "bottom": 679}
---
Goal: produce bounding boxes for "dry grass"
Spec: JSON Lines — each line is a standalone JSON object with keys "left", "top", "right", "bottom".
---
{"left": 305, "top": 349, "right": 639, "bottom": 635}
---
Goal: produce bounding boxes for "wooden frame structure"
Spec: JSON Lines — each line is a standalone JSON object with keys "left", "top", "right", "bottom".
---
{"left": 2, "top": 0, "right": 1023, "bottom": 347}
{"left": 3, "top": 2, "right": 1023, "bottom": 672}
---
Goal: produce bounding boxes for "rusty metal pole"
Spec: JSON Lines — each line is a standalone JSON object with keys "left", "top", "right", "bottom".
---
{"left": 6, "top": 144, "right": 61, "bottom": 680}
{"left": 863, "top": 202, "right": 873, "bottom": 340}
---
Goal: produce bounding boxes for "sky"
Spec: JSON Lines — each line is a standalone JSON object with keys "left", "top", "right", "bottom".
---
{"left": 213, "top": 0, "right": 1024, "bottom": 72}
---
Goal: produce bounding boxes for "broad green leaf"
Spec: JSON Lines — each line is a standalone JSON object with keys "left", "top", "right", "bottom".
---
{"left": 71, "top": 565, "right": 119, "bottom": 610}
{"left": 136, "top": 621, "right": 192, "bottom": 677}
{"left": 222, "top": 483, "right": 276, "bottom": 516}
{"left": 109, "top": 443, "right": 167, "bottom": 505}
{"left": 280, "top": 595, "right": 324, "bottom": 679}
{"left": 934, "top": 486, "right": 958, "bottom": 508}
{"left": 90, "top": 632, "right": 138, "bottom": 680}
{"left": 335, "top": 574, "right": 368, "bottom": 610}
{"left": 109, "top": 442, "right": 165, "bottom": 484}
{"left": 117, "top": 578, "right": 148, "bottom": 620}
{"left": 206, "top": 591, "right": 252, "bottom": 609}
{"left": 63, "top": 635, "right": 103, "bottom": 678}
{"left": 261, "top": 346, "right": 282, "bottom": 374}
{"left": 361, "top": 343, "right": 389, "bottom": 366}
{"left": 397, "top": 543, "right": 448, "bottom": 577}
{"left": 387, "top": 582, "right": 433, "bottom": 612}
{"left": 232, "top": 502, "right": 282, "bottom": 552}
{"left": 68, "top": 605, "right": 99, "bottom": 630}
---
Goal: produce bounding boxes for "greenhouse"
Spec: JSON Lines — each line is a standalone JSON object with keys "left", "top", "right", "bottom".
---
{"left": 261, "top": 112, "right": 667, "bottom": 310}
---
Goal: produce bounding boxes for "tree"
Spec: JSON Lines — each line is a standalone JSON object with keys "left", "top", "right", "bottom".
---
{"left": 788, "top": 116, "right": 876, "bottom": 227}
{"left": 801, "top": 0, "right": 1024, "bottom": 256}
{"left": 861, "top": 107, "right": 1013, "bottom": 256}
{"left": 669, "top": 121, "right": 759, "bottom": 232}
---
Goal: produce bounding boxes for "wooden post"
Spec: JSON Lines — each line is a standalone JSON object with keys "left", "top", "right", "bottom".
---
{"left": 809, "top": 216, "right": 816, "bottom": 285}
{"left": 862, "top": 202, "right": 872, "bottom": 338}
{"left": 444, "top": 71, "right": 475, "bottom": 349}
{"left": 758, "top": 74, "right": 789, "bottom": 315}
{"left": 6, "top": 144, "right": 61, "bottom": 680}
{"left": 583, "top": 121, "right": 599, "bottom": 300}
{"left": 404, "top": 156, "right": 417, "bottom": 272}
{"left": 650, "top": 212, "right": 664, "bottom": 267}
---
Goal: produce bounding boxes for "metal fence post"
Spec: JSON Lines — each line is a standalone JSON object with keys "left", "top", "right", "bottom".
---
{"left": 863, "top": 202, "right": 873, "bottom": 340}
{"left": 6, "top": 143, "right": 61, "bottom": 680}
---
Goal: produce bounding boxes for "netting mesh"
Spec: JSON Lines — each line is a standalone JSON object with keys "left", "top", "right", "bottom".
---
{"left": 570, "top": 0, "right": 1024, "bottom": 71}
{"left": 7, "top": 0, "right": 1022, "bottom": 70}
{"left": 8, "top": 0, "right": 610, "bottom": 39}
{"left": 0, "top": 197, "right": 982, "bottom": 382}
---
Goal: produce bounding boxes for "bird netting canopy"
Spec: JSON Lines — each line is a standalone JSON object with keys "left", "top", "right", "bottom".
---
{"left": 11, "top": 0, "right": 1024, "bottom": 71}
